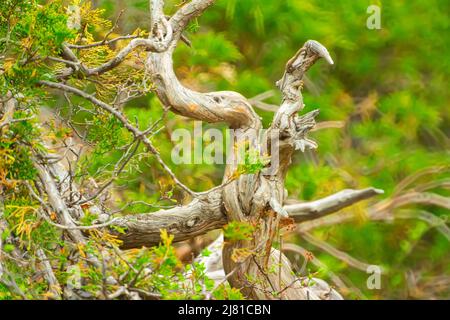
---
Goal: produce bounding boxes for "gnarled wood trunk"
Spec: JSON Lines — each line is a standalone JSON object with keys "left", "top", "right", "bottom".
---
{"left": 146, "top": 22, "right": 335, "bottom": 297}
{"left": 221, "top": 42, "right": 334, "bottom": 299}
{"left": 21, "top": 0, "right": 388, "bottom": 300}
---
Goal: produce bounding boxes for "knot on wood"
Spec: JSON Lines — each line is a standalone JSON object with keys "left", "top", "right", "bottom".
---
{"left": 186, "top": 218, "right": 198, "bottom": 228}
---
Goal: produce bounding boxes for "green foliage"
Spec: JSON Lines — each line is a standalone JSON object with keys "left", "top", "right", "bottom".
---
{"left": 175, "top": 32, "right": 242, "bottom": 67}
{"left": 236, "top": 147, "right": 270, "bottom": 176}
{"left": 87, "top": 112, "right": 125, "bottom": 155}
{"left": 223, "top": 221, "right": 255, "bottom": 242}
{"left": 212, "top": 286, "right": 244, "bottom": 300}
{"left": 0, "top": 0, "right": 74, "bottom": 95}
{"left": 0, "top": 112, "right": 40, "bottom": 184}
{"left": 13, "top": 1, "right": 74, "bottom": 56}
{"left": 107, "top": 230, "right": 238, "bottom": 300}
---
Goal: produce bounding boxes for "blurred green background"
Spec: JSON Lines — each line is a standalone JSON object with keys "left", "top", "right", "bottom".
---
{"left": 88, "top": 0, "right": 449, "bottom": 299}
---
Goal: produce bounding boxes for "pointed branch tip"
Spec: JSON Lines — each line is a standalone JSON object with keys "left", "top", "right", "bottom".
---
{"left": 306, "top": 40, "right": 334, "bottom": 65}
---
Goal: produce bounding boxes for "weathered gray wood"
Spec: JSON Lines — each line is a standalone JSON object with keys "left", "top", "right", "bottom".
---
{"left": 221, "top": 40, "right": 335, "bottom": 299}
{"left": 115, "top": 192, "right": 225, "bottom": 249}
{"left": 286, "top": 188, "right": 384, "bottom": 222}
{"left": 25, "top": 0, "right": 388, "bottom": 300}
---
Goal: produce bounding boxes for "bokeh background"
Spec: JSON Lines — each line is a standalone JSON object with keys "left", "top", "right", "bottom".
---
{"left": 87, "top": 0, "right": 449, "bottom": 299}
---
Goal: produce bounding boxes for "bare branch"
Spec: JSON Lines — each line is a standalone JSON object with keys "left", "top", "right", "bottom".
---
{"left": 271, "top": 40, "right": 333, "bottom": 134}
{"left": 285, "top": 188, "right": 384, "bottom": 223}
{"left": 66, "top": 35, "right": 139, "bottom": 49}
{"left": 59, "top": 36, "right": 172, "bottom": 79}
{"left": 114, "top": 191, "right": 225, "bottom": 249}
{"left": 311, "top": 120, "right": 345, "bottom": 132}
{"left": 374, "top": 191, "right": 450, "bottom": 212}
{"left": 395, "top": 210, "right": 450, "bottom": 241}
{"left": 0, "top": 116, "right": 34, "bottom": 130}
{"left": 34, "top": 163, "right": 86, "bottom": 243}
{"left": 249, "top": 91, "right": 279, "bottom": 112}
{"left": 146, "top": 1, "right": 260, "bottom": 130}
{"left": 298, "top": 194, "right": 450, "bottom": 233}
{"left": 393, "top": 166, "right": 447, "bottom": 196}
{"left": 90, "top": 38, "right": 171, "bottom": 76}
{"left": 26, "top": 181, "right": 119, "bottom": 231}
{"left": 74, "top": 140, "right": 141, "bottom": 206}
{"left": 299, "top": 232, "right": 376, "bottom": 272}
{"left": 59, "top": 0, "right": 172, "bottom": 79}
{"left": 146, "top": 50, "right": 260, "bottom": 128}
{"left": 64, "top": 182, "right": 445, "bottom": 252}
{"left": 265, "top": 40, "right": 334, "bottom": 176}
{"left": 38, "top": 80, "right": 195, "bottom": 196}
{"left": 36, "top": 249, "right": 62, "bottom": 299}
{"left": 169, "top": 0, "right": 215, "bottom": 43}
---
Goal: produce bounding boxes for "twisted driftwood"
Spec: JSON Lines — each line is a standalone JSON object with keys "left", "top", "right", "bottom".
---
{"left": 0, "top": 0, "right": 393, "bottom": 299}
